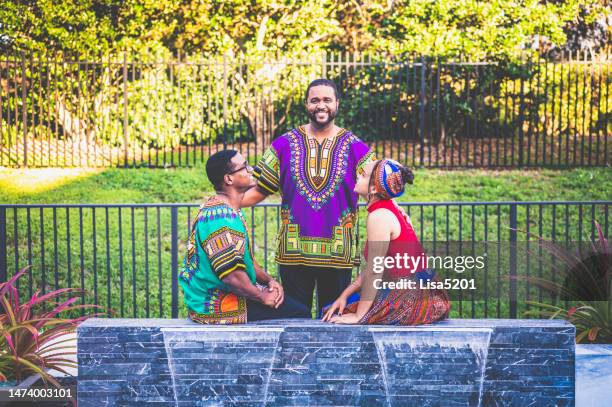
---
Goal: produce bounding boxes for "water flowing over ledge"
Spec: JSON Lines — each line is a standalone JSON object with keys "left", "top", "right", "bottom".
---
{"left": 77, "top": 318, "right": 574, "bottom": 406}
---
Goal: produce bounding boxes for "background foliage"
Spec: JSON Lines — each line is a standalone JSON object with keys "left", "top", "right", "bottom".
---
{"left": 1, "top": 1, "right": 609, "bottom": 59}
{"left": 0, "top": 1, "right": 609, "bottom": 167}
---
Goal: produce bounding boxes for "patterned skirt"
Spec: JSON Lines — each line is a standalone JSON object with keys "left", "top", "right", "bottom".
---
{"left": 342, "top": 271, "right": 451, "bottom": 325}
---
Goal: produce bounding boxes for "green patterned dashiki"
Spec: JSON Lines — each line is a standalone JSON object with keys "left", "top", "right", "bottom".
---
{"left": 179, "top": 197, "right": 256, "bottom": 324}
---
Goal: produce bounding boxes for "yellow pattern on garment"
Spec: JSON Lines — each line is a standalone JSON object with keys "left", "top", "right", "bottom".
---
{"left": 357, "top": 150, "right": 376, "bottom": 176}
{"left": 253, "top": 147, "right": 280, "bottom": 194}
{"left": 275, "top": 210, "right": 358, "bottom": 268}
{"left": 201, "top": 226, "right": 246, "bottom": 279}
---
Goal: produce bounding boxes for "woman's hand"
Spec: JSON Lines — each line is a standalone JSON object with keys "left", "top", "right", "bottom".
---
{"left": 329, "top": 312, "right": 362, "bottom": 324}
{"left": 321, "top": 295, "right": 348, "bottom": 322}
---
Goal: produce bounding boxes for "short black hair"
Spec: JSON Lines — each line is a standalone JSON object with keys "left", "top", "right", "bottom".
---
{"left": 206, "top": 149, "right": 238, "bottom": 191}
{"left": 305, "top": 78, "right": 340, "bottom": 102}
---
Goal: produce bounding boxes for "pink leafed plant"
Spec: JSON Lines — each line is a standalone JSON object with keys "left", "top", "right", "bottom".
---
{"left": 0, "top": 266, "right": 106, "bottom": 389}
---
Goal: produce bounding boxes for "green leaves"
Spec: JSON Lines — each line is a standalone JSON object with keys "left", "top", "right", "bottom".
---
{"left": 2, "top": 0, "right": 605, "bottom": 59}
{"left": 516, "top": 222, "right": 611, "bottom": 344}
{"left": 0, "top": 266, "right": 105, "bottom": 391}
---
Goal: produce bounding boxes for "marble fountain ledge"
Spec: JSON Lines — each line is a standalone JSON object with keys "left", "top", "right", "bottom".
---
{"left": 77, "top": 318, "right": 575, "bottom": 406}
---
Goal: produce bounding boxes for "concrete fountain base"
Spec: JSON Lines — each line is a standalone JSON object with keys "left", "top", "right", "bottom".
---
{"left": 77, "top": 319, "right": 574, "bottom": 406}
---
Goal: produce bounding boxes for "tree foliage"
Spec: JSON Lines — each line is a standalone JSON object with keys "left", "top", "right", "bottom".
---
{"left": 0, "top": 1, "right": 608, "bottom": 167}
{"left": 1, "top": 1, "right": 609, "bottom": 59}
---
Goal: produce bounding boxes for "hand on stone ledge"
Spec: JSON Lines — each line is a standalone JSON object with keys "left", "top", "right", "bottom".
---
{"left": 329, "top": 312, "right": 361, "bottom": 324}
{"left": 321, "top": 295, "right": 348, "bottom": 322}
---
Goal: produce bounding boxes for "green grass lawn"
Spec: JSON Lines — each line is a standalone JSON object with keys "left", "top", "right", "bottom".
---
{"left": 1, "top": 166, "right": 610, "bottom": 204}
{"left": 1, "top": 166, "right": 610, "bottom": 319}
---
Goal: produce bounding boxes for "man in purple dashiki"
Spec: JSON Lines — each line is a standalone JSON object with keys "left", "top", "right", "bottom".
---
{"left": 242, "top": 79, "right": 376, "bottom": 316}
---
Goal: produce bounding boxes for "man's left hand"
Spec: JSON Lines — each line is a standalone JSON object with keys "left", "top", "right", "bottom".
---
{"left": 267, "top": 279, "right": 284, "bottom": 308}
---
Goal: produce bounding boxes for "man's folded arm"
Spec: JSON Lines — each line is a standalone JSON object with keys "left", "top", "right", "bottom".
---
{"left": 221, "top": 269, "right": 264, "bottom": 302}
{"left": 241, "top": 147, "right": 280, "bottom": 208}
{"left": 252, "top": 260, "right": 273, "bottom": 285}
{"left": 207, "top": 243, "right": 259, "bottom": 299}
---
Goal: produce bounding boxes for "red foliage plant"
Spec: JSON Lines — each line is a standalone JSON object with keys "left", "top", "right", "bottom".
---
{"left": 0, "top": 266, "right": 105, "bottom": 388}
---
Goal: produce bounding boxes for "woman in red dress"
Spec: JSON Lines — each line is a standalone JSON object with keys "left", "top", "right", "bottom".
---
{"left": 322, "top": 159, "right": 450, "bottom": 325}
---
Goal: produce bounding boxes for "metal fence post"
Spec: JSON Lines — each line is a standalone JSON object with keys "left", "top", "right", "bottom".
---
{"left": 171, "top": 206, "right": 179, "bottom": 318}
{"left": 509, "top": 204, "right": 518, "bottom": 318}
{"left": 419, "top": 56, "right": 426, "bottom": 166}
{"left": 123, "top": 52, "right": 129, "bottom": 167}
{"left": 518, "top": 57, "right": 526, "bottom": 167}
{"left": 321, "top": 51, "right": 327, "bottom": 77}
{"left": 0, "top": 207, "right": 7, "bottom": 283}
{"left": 21, "top": 53, "right": 28, "bottom": 167}
{"left": 223, "top": 54, "right": 228, "bottom": 149}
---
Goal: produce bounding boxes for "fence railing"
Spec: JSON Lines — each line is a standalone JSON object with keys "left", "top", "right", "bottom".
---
{"left": 0, "top": 51, "right": 609, "bottom": 168}
{"left": 0, "top": 201, "right": 609, "bottom": 319}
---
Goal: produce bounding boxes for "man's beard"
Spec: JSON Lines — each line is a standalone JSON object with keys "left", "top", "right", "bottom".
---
{"left": 308, "top": 108, "right": 337, "bottom": 129}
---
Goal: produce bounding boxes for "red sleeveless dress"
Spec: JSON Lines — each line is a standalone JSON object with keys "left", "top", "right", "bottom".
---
{"left": 364, "top": 199, "right": 427, "bottom": 279}
{"left": 345, "top": 199, "right": 451, "bottom": 325}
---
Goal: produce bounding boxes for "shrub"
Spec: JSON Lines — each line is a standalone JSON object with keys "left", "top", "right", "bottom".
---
{"left": 0, "top": 266, "right": 104, "bottom": 389}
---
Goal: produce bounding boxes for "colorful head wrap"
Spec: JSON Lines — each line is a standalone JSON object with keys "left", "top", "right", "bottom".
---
{"left": 371, "top": 159, "right": 405, "bottom": 200}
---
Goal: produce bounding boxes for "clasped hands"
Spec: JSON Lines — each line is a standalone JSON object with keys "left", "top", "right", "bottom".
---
{"left": 259, "top": 279, "right": 284, "bottom": 308}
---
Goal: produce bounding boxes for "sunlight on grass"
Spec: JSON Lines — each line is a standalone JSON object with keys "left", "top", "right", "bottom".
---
{"left": 0, "top": 167, "right": 103, "bottom": 197}
{"left": 0, "top": 167, "right": 609, "bottom": 205}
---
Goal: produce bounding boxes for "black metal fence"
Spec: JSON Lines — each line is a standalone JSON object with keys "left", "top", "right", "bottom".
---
{"left": 0, "top": 201, "right": 609, "bottom": 319}
{"left": 0, "top": 51, "right": 609, "bottom": 168}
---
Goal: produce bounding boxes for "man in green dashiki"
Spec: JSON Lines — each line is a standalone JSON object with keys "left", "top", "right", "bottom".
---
{"left": 179, "top": 150, "right": 309, "bottom": 324}
{"left": 241, "top": 78, "right": 377, "bottom": 316}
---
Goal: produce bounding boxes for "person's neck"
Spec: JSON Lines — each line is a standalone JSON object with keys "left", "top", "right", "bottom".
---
{"left": 305, "top": 122, "right": 338, "bottom": 141}
{"left": 366, "top": 194, "right": 382, "bottom": 209}
{"left": 215, "top": 189, "right": 244, "bottom": 211}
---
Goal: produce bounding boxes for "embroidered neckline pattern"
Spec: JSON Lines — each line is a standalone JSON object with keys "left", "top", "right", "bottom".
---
{"left": 289, "top": 126, "right": 353, "bottom": 211}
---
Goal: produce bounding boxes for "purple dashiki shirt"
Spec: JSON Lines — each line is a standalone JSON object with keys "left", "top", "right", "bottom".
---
{"left": 253, "top": 126, "right": 375, "bottom": 270}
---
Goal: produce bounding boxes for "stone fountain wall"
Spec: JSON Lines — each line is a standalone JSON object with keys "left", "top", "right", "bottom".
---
{"left": 77, "top": 319, "right": 574, "bottom": 406}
